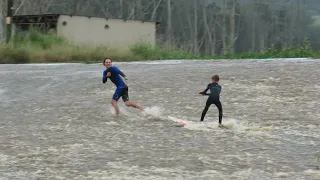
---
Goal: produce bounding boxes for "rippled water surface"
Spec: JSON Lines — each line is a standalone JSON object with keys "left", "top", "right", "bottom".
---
{"left": 1, "top": 59, "right": 320, "bottom": 180}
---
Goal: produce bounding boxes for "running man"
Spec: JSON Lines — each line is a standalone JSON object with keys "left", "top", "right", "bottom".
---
{"left": 102, "top": 58, "right": 144, "bottom": 115}
{"left": 199, "top": 75, "right": 224, "bottom": 127}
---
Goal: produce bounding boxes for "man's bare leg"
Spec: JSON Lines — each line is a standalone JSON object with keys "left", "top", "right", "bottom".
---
{"left": 111, "top": 100, "right": 120, "bottom": 115}
{"left": 125, "top": 101, "right": 144, "bottom": 111}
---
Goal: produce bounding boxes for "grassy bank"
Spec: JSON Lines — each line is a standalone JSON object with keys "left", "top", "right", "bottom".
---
{"left": 0, "top": 30, "right": 318, "bottom": 64}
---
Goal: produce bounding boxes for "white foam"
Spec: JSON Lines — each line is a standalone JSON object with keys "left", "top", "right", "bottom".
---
{"left": 141, "top": 106, "right": 164, "bottom": 120}
{"left": 303, "top": 169, "right": 320, "bottom": 179}
{"left": 240, "top": 57, "right": 314, "bottom": 62}
{"left": 20, "top": 63, "right": 79, "bottom": 66}
{"left": 0, "top": 88, "right": 5, "bottom": 95}
{"left": 0, "top": 153, "right": 9, "bottom": 162}
{"left": 184, "top": 106, "right": 195, "bottom": 110}
{"left": 275, "top": 172, "right": 290, "bottom": 178}
{"left": 115, "top": 60, "right": 184, "bottom": 65}
{"left": 103, "top": 121, "right": 119, "bottom": 126}
{"left": 167, "top": 116, "right": 274, "bottom": 133}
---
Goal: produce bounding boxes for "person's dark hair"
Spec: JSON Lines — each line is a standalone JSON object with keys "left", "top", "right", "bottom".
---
{"left": 212, "top": 75, "right": 220, "bottom": 81}
{"left": 103, "top": 57, "right": 112, "bottom": 64}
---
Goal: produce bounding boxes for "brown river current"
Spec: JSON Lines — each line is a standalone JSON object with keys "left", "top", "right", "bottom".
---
{"left": 0, "top": 58, "right": 319, "bottom": 179}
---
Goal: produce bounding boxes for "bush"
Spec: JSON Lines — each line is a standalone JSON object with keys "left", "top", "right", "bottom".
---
{"left": 130, "top": 43, "right": 200, "bottom": 60}
{"left": 0, "top": 45, "right": 30, "bottom": 64}
{"left": 0, "top": 30, "right": 319, "bottom": 64}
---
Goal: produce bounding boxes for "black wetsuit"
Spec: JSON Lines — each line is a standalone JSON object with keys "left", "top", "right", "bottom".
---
{"left": 199, "top": 82, "right": 223, "bottom": 124}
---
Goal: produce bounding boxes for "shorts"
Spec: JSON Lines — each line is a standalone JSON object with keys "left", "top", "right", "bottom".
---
{"left": 112, "top": 86, "right": 129, "bottom": 102}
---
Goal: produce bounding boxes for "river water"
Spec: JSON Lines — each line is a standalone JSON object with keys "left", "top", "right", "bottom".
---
{"left": 0, "top": 59, "right": 319, "bottom": 180}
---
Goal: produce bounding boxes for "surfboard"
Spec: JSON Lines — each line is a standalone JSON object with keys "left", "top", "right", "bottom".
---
{"left": 168, "top": 116, "right": 188, "bottom": 126}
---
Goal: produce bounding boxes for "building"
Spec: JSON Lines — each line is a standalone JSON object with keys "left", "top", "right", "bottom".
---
{"left": 12, "top": 14, "right": 160, "bottom": 51}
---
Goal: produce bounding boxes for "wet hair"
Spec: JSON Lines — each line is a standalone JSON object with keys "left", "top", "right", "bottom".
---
{"left": 103, "top": 57, "right": 112, "bottom": 64}
{"left": 212, "top": 75, "right": 220, "bottom": 81}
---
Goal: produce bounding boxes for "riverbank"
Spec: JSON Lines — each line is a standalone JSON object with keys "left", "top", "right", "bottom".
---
{"left": 0, "top": 31, "right": 318, "bottom": 64}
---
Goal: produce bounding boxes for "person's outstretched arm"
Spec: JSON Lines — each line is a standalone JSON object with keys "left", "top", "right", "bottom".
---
{"left": 199, "top": 84, "right": 210, "bottom": 95}
{"left": 102, "top": 70, "right": 108, "bottom": 83}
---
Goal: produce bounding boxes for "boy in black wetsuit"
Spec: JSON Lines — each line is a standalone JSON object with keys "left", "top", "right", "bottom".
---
{"left": 199, "top": 75, "right": 224, "bottom": 127}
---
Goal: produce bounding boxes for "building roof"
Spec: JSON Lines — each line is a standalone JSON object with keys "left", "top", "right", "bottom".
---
{"left": 12, "top": 13, "right": 161, "bottom": 25}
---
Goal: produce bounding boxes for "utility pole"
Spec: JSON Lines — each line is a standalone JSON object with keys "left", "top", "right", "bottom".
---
{"left": 166, "top": 0, "right": 171, "bottom": 49}
{"left": 6, "top": 0, "right": 13, "bottom": 43}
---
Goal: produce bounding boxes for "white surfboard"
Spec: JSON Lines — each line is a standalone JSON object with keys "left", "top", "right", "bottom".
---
{"left": 168, "top": 116, "right": 188, "bottom": 126}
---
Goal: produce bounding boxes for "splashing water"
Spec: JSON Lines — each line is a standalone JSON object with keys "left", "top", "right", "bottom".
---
{"left": 1, "top": 59, "right": 319, "bottom": 180}
{"left": 141, "top": 106, "right": 164, "bottom": 119}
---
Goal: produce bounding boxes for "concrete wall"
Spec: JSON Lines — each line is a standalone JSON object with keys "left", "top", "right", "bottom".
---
{"left": 56, "top": 15, "right": 156, "bottom": 51}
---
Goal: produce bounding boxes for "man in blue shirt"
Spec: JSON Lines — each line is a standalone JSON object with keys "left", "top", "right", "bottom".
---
{"left": 102, "top": 58, "right": 144, "bottom": 115}
{"left": 199, "top": 75, "right": 223, "bottom": 127}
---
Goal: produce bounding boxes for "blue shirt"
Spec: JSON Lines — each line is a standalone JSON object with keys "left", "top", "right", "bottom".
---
{"left": 102, "top": 66, "right": 126, "bottom": 88}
